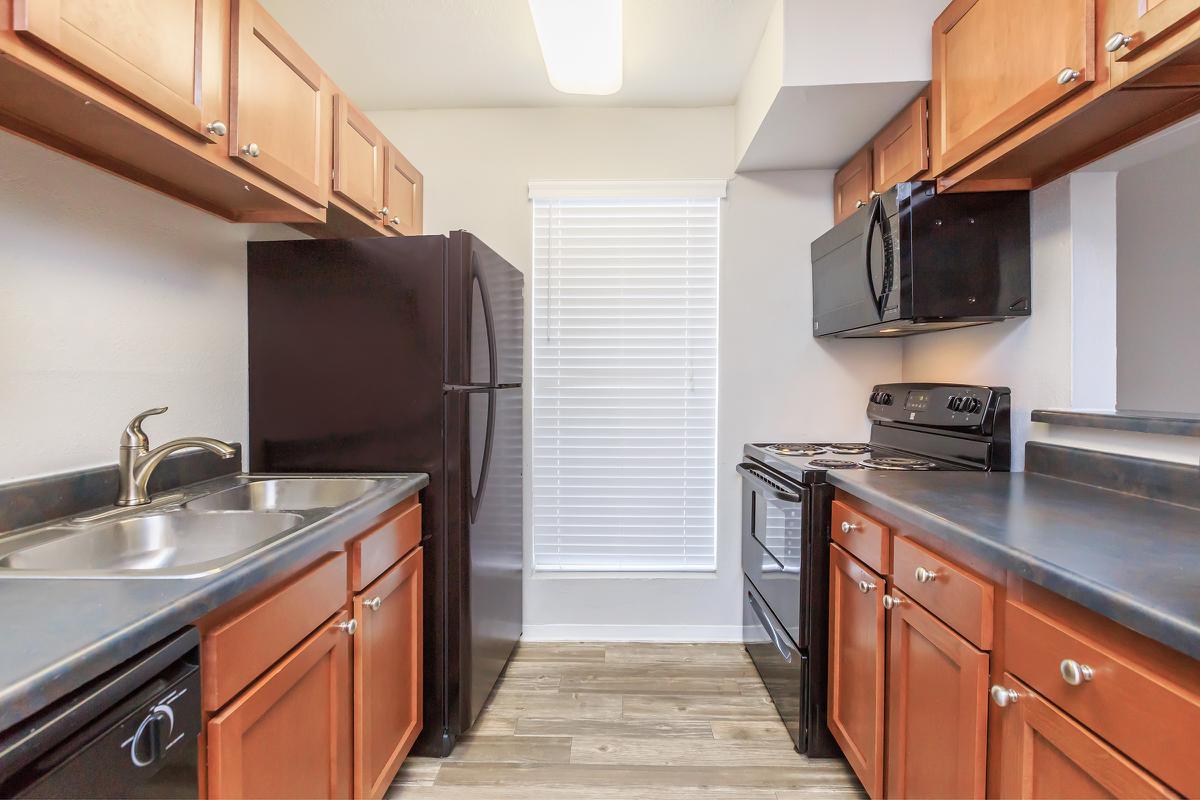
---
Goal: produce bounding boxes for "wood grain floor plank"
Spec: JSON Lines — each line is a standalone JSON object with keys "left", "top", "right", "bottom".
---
{"left": 385, "top": 642, "right": 863, "bottom": 799}
{"left": 514, "top": 717, "right": 714, "bottom": 738}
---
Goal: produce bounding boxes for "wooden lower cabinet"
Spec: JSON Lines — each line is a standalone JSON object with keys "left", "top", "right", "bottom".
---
{"left": 353, "top": 546, "right": 424, "bottom": 799}
{"left": 992, "top": 673, "right": 1178, "bottom": 798}
{"left": 885, "top": 591, "right": 988, "bottom": 799}
{"left": 827, "top": 543, "right": 886, "bottom": 798}
{"left": 207, "top": 611, "right": 354, "bottom": 799}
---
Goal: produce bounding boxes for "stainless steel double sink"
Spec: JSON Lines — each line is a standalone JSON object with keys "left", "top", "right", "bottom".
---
{"left": 0, "top": 477, "right": 382, "bottom": 579}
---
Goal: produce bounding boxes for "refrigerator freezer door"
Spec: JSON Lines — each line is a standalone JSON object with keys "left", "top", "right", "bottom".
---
{"left": 445, "top": 386, "right": 523, "bottom": 732}
{"left": 446, "top": 232, "right": 524, "bottom": 387}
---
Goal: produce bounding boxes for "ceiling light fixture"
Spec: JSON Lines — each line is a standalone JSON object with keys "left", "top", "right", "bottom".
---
{"left": 528, "top": 0, "right": 622, "bottom": 96}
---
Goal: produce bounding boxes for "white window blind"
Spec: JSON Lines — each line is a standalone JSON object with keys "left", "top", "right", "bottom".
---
{"left": 531, "top": 183, "right": 722, "bottom": 572}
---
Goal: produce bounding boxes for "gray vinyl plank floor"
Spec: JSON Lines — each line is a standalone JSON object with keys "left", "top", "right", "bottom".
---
{"left": 386, "top": 642, "right": 865, "bottom": 800}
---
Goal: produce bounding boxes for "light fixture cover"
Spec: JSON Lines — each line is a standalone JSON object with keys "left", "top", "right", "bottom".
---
{"left": 528, "top": 0, "right": 622, "bottom": 95}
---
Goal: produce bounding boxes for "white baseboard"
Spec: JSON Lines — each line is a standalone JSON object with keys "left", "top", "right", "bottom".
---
{"left": 521, "top": 623, "right": 743, "bottom": 643}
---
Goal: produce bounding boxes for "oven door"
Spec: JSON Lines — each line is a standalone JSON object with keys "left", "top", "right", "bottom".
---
{"left": 743, "top": 577, "right": 807, "bottom": 752}
{"left": 737, "top": 462, "right": 810, "bottom": 648}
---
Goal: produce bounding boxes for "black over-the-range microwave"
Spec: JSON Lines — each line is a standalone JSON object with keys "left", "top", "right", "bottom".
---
{"left": 810, "top": 181, "right": 1032, "bottom": 338}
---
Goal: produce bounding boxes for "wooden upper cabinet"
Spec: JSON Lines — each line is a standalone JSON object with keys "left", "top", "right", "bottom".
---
{"left": 932, "top": 0, "right": 1096, "bottom": 170}
{"left": 872, "top": 94, "right": 929, "bottom": 194}
{"left": 13, "top": 0, "right": 226, "bottom": 142}
{"left": 993, "top": 673, "right": 1178, "bottom": 799}
{"left": 1104, "top": 0, "right": 1200, "bottom": 86}
{"left": 353, "top": 546, "right": 423, "bottom": 799}
{"left": 833, "top": 146, "right": 873, "bottom": 224}
{"left": 230, "top": 0, "right": 330, "bottom": 206}
{"left": 333, "top": 94, "right": 385, "bottom": 219}
{"left": 885, "top": 591, "right": 988, "bottom": 799}
{"left": 208, "top": 611, "right": 353, "bottom": 799}
{"left": 385, "top": 144, "right": 424, "bottom": 235}
{"left": 827, "top": 544, "right": 886, "bottom": 799}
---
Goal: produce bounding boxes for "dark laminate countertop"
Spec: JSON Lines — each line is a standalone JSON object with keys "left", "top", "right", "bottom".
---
{"left": 0, "top": 472, "right": 428, "bottom": 733}
{"left": 826, "top": 470, "right": 1200, "bottom": 660}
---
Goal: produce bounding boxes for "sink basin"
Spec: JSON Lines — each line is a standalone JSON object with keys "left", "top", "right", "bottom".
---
{"left": 0, "top": 510, "right": 303, "bottom": 573}
{"left": 185, "top": 478, "right": 380, "bottom": 513}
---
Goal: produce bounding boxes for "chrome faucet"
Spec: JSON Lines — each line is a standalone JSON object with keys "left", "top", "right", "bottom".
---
{"left": 116, "top": 407, "right": 237, "bottom": 506}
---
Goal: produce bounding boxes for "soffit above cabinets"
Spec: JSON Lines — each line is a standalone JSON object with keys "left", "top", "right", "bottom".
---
{"left": 735, "top": 0, "right": 947, "bottom": 172}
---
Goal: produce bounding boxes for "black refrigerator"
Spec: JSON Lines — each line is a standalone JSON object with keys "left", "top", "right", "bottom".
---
{"left": 246, "top": 232, "right": 524, "bottom": 757}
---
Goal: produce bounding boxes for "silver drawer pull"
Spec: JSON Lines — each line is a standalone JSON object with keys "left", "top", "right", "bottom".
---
{"left": 990, "top": 685, "right": 1020, "bottom": 707}
{"left": 365, "top": 596, "right": 383, "bottom": 611}
{"left": 1105, "top": 32, "right": 1133, "bottom": 52}
{"left": 335, "top": 619, "right": 358, "bottom": 636}
{"left": 205, "top": 120, "right": 227, "bottom": 136}
{"left": 857, "top": 579, "right": 877, "bottom": 594}
{"left": 1060, "top": 658, "right": 1094, "bottom": 685}
{"left": 914, "top": 566, "right": 938, "bottom": 583}
{"left": 882, "top": 594, "right": 903, "bottom": 610}
{"left": 241, "top": 142, "right": 261, "bottom": 157}
{"left": 1056, "top": 67, "right": 1082, "bottom": 85}
{"left": 840, "top": 521, "right": 861, "bottom": 534}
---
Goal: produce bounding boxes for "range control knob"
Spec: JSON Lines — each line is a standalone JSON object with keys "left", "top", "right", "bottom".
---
{"left": 946, "top": 396, "right": 959, "bottom": 410}
{"left": 879, "top": 392, "right": 892, "bottom": 405}
{"left": 966, "top": 398, "right": 982, "bottom": 413}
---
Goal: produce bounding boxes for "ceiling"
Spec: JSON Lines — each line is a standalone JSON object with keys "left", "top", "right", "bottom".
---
{"left": 260, "top": 0, "right": 775, "bottom": 111}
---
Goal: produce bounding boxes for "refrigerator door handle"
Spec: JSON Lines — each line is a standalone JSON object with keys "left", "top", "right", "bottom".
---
{"left": 472, "top": 252, "right": 500, "bottom": 386}
{"left": 469, "top": 388, "right": 497, "bottom": 522}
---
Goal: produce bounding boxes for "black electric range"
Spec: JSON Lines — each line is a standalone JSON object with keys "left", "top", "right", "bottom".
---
{"left": 738, "top": 383, "right": 1011, "bottom": 757}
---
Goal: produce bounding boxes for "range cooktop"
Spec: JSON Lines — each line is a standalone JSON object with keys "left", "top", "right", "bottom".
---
{"left": 749, "top": 442, "right": 953, "bottom": 474}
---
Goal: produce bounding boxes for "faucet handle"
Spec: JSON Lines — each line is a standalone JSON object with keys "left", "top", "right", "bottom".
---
{"left": 121, "top": 407, "right": 168, "bottom": 449}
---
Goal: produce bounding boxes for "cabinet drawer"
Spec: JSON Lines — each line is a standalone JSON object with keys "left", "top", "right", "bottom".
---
{"left": 350, "top": 502, "right": 422, "bottom": 592}
{"left": 831, "top": 500, "right": 890, "bottom": 575}
{"left": 202, "top": 553, "right": 347, "bottom": 711}
{"left": 1005, "top": 600, "right": 1200, "bottom": 797}
{"left": 892, "top": 536, "right": 993, "bottom": 650}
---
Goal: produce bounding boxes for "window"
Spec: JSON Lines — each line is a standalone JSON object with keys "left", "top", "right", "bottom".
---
{"left": 530, "top": 180, "right": 724, "bottom": 572}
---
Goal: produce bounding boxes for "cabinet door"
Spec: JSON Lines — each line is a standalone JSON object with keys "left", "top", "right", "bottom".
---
{"left": 208, "top": 611, "right": 353, "bottom": 799}
{"left": 1105, "top": 0, "right": 1200, "bottom": 86}
{"left": 353, "top": 546, "right": 423, "bottom": 799}
{"left": 384, "top": 145, "right": 424, "bottom": 235}
{"left": 833, "top": 146, "right": 872, "bottom": 224}
{"left": 827, "top": 544, "right": 886, "bottom": 798}
{"left": 932, "top": 0, "right": 1095, "bottom": 169}
{"left": 885, "top": 592, "right": 988, "bottom": 799}
{"left": 230, "top": 0, "right": 330, "bottom": 205}
{"left": 992, "top": 674, "right": 1178, "bottom": 798}
{"left": 333, "top": 94, "right": 385, "bottom": 219}
{"left": 14, "top": 0, "right": 224, "bottom": 141}
{"left": 872, "top": 94, "right": 929, "bottom": 195}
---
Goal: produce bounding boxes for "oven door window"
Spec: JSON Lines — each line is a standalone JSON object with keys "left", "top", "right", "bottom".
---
{"left": 752, "top": 488, "right": 806, "bottom": 575}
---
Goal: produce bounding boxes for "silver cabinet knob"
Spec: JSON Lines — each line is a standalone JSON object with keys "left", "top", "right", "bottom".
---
{"left": 857, "top": 579, "right": 877, "bottom": 594}
{"left": 377, "top": 206, "right": 389, "bottom": 218}
{"left": 868, "top": 190, "right": 881, "bottom": 199}
{"left": 1057, "top": 68, "right": 1082, "bottom": 85}
{"left": 205, "top": 120, "right": 227, "bottom": 136}
{"left": 1105, "top": 32, "right": 1133, "bottom": 52}
{"left": 335, "top": 618, "right": 358, "bottom": 635}
{"left": 914, "top": 566, "right": 938, "bottom": 583}
{"left": 990, "top": 685, "right": 1020, "bottom": 707}
{"left": 390, "top": 216, "right": 402, "bottom": 226}
{"left": 1060, "top": 658, "right": 1094, "bottom": 685}
{"left": 241, "top": 142, "right": 261, "bottom": 157}
{"left": 855, "top": 200, "right": 867, "bottom": 209}
{"left": 365, "top": 596, "right": 383, "bottom": 612}
{"left": 882, "top": 594, "right": 904, "bottom": 610}
{"left": 840, "top": 521, "right": 861, "bottom": 534}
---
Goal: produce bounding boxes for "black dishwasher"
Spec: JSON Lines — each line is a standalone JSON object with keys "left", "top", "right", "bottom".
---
{"left": 0, "top": 627, "right": 201, "bottom": 799}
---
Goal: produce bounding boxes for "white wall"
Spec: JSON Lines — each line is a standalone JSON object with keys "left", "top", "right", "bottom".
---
{"left": 0, "top": 131, "right": 280, "bottom": 482}
{"left": 1115, "top": 138, "right": 1200, "bottom": 415}
{"left": 371, "top": 107, "right": 900, "bottom": 640}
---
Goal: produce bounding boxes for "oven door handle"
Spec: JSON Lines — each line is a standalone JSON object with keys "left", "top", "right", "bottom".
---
{"left": 748, "top": 590, "right": 793, "bottom": 663}
{"left": 736, "top": 463, "right": 802, "bottom": 504}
